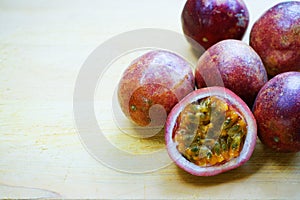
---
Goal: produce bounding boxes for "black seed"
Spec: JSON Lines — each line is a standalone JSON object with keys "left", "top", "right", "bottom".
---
{"left": 222, "top": 143, "right": 227, "bottom": 151}
{"left": 223, "top": 118, "right": 232, "bottom": 129}
{"left": 232, "top": 124, "right": 240, "bottom": 131}
{"left": 220, "top": 138, "right": 228, "bottom": 151}
{"left": 228, "top": 124, "right": 240, "bottom": 136}
{"left": 191, "top": 146, "right": 199, "bottom": 152}
{"left": 213, "top": 142, "right": 221, "bottom": 155}
{"left": 227, "top": 137, "right": 232, "bottom": 144}
{"left": 207, "top": 152, "right": 212, "bottom": 159}
{"left": 231, "top": 142, "right": 238, "bottom": 150}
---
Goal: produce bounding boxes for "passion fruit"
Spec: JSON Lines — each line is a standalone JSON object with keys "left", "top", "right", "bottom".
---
{"left": 195, "top": 39, "right": 268, "bottom": 107}
{"left": 165, "top": 87, "right": 257, "bottom": 176}
{"left": 117, "top": 50, "right": 195, "bottom": 127}
{"left": 181, "top": 0, "right": 249, "bottom": 50}
{"left": 250, "top": 1, "right": 300, "bottom": 77}
{"left": 253, "top": 72, "right": 300, "bottom": 152}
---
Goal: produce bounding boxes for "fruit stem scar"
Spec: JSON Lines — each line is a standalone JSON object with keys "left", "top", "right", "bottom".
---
{"left": 235, "top": 13, "right": 246, "bottom": 27}
{"left": 130, "top": 105, "right": 137, "bottom": 111}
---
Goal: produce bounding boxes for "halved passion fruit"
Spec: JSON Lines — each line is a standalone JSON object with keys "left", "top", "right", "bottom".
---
{"left": 165, "top": 87, "right": 257, "bottom": 176}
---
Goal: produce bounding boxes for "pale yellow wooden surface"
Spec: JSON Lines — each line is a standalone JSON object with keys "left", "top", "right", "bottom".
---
{"left": 0, "top": 0, "right": 299, "bottom": 199}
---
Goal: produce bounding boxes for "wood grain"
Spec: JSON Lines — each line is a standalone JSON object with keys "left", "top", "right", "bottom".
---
{"left": 0, "top": 0, "right": 299, "bottom": 199}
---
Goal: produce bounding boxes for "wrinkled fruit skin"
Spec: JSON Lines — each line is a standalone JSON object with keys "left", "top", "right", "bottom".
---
{"left": 195, "top": 39, "right": 268, "bottom": 107}
{"left": 253, "top": 72, "right": 300, "bottom": 152}
{"left": 250, "top": 1, "right": 300, "bottom": 77}
{"left": 182, "top": 0, "right": 249, "bottom": 50}
{"left": 165, "top": 87, "right": 257, "bottom": 176}
{"left": 118, "top": 50, "right": 195, "bottom": 127}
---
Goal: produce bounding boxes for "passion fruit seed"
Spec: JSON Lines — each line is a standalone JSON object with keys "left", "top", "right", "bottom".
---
{"left": 174, "top": 96, "right": 247, "bottom": 167}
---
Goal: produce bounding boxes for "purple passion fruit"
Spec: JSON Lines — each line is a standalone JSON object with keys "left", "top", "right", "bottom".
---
{"left": 165, "top": 87, "right": 257, "bottom": 176}
{"left": 181, "top": 0, "right": 249, "bottom": 50}
{"left": 253, "top": 72, "right": 300, "bottom": 152}
{"left": 118, "top": 50, "right": 195, "bottom": 127}
{"left": 250, "top": 1, "right": 300, "bottom": 77}
{"left": 195, "top": 39, "right": 268, "bottom": 107}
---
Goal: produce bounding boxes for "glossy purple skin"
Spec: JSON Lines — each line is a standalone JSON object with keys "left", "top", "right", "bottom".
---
{"left": 250, "top": 1, "right": 300, "bottom": 77}
{"left": 182, "top": 0, "right": 249, "bottom": 50}
{"left": 195, "top": 39, "right": 268, "bottom": 107}
{"left": 165, "top": 87, "right": 257, "bottom": 176}
{"left": 118, "top": 50, "right": 195, "bottom": 126}
{"left": 253, "top": 72, "right": 300, "bottom": 152}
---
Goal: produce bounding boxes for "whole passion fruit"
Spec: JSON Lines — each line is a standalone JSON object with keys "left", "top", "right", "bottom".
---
{"left": 165, "top": 87, "right": 257, "bottom": 176}
{"left": 250, "top": 1, "right": 300, "bottom": 77}
{"left": 117, "top": 50, "right": 195, "bottom": 127}
{"left": 253, "top": 72, "right": 300, "bottom": 152}
{"left": 195, "top": 39, "right": 268, "bottom": 107}
{"left": 181, "top": 0, "right": 249, "bottom": 50}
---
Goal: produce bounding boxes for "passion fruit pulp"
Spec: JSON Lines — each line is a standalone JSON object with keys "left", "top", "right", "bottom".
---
{"left": 175, "top": 96, "right": 247, "bottom": 167}
{"left": 165, "top": 87, "right": 257, "bottom": 176}
{"left": 253, "top": 72, "right": 300, "bottom": 152}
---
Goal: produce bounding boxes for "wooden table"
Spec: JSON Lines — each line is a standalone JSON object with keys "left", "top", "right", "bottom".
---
{"left": 1, "top": 0, "right": 299, "bottom": 199}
